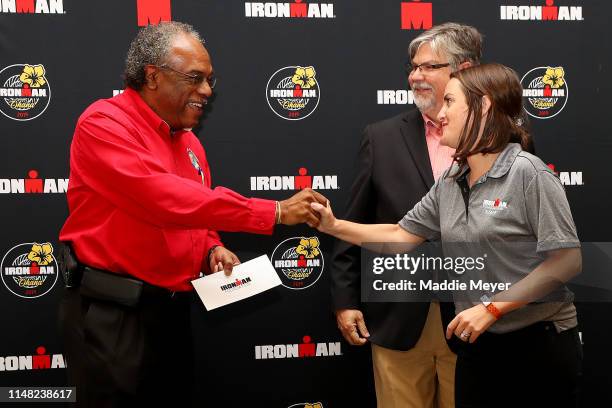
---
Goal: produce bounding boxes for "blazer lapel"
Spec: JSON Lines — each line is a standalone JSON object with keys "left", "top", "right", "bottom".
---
{"left": 399, "top": 110, "right": 435, "bottom": 190}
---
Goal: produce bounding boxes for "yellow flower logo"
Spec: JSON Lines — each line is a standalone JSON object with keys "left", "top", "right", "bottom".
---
{"left": 541, "top": 67, "right": 564, "bottom": 89}
{"left": 27, "top": 243, "right": 54, "bottom": 266}
{"left": 296, "top": 237, "right": 320, "bottom": 259}
{"left": 291, "top": 66, "right": 316, "bottom": 89}
{"left": 19, "top": 64, "right": 47, "bottom": 88}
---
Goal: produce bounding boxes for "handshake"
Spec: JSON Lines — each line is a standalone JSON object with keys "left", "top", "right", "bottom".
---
{"left": 211, "top": 189, "right": 333, "bottom": 274}
{"left": 276, "top": 188, "right": 329, "bottom": 228}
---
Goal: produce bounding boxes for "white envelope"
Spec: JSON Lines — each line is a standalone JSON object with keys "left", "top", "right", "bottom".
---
{"left": 191, "top": 255, "right": 282, "bottom": 311}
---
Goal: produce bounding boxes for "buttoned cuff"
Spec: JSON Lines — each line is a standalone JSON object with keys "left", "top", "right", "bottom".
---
{"left": 249, "top": 198, "right": 277, "bottom": 235}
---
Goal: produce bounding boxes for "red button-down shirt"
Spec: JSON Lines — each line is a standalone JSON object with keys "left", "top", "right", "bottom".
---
{"left": 60, "top": 88, "right": 276, "bottom": 291}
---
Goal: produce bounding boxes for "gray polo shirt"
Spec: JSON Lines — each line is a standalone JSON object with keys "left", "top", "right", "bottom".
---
{"left": 399, "top": 143, "right": 580, "bottom": 333}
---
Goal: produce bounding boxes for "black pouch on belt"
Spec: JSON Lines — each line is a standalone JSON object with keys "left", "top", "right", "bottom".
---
{"left": 57, "top": 243, "right": 83, "bottom": 288}
{"left": 79, "top": 267, "right": 143, "bottom": 308}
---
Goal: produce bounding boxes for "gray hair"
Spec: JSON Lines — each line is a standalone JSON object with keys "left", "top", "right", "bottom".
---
{"left": 408, "top": 22, "right": 482, "bottom": 71}
{"left": 124, "top": 22, "right": 204, "bottom": 90}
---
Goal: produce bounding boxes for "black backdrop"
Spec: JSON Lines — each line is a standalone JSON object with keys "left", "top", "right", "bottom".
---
{"left": 1, "top": 1, "right": 611, "bottom": 406}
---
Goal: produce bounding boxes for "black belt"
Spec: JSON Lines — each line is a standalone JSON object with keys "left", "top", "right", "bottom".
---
{"left": 79, "top": 266, "right": 188, "bottom": 308}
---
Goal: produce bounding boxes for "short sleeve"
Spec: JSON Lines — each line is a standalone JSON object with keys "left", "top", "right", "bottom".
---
{"left": 398, "top": 178, "right": 442, "bottom": 241}
{"left": 524, "top": 170, "right": 580, "bottom": 252}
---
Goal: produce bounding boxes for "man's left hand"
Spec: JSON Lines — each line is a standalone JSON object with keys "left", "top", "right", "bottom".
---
{"left": 446, "top": 304, "right": 497, "bottom": 343}
{"left": 209, "top": 246, "right": 240, "bottom": 275}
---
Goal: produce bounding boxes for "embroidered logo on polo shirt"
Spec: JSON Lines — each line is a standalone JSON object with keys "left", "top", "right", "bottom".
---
{"left": 187, "top": 148, "right": 205, "bottom": 185}
{"left": 482, "top": 198, "right": 508, "bottom": 215}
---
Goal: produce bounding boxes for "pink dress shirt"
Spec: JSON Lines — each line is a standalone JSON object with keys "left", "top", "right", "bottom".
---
{"left": 423, "top": 114, "right": 456, "bottom": 181}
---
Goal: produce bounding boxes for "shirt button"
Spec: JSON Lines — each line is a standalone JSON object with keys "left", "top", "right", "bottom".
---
{"left": 260, "top": 222, "right": 265, "bottom": 228}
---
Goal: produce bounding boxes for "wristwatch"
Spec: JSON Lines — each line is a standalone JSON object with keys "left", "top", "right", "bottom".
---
{"left": 480, "top": 294, "right": 502, "bottom": 320}
{"left": 207, "top": 245, "right": 221, "bottom": 266}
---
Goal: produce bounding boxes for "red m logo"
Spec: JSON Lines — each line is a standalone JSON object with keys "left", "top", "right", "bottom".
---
{"left": 16, "top": 0, "right": 35, "bottom": 13}
{"left": 137, "top": 0, "right": 171, "bottom": 27}
{"left": 401, "top": 1, "right": 432, "bottom": 30}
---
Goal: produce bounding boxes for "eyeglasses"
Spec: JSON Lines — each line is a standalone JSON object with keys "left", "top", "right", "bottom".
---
{"left": 155, "top": 65, "right": 217, "bottom": 89}
{"left": 404, "top": 62, "right": 451, "bottom": 74}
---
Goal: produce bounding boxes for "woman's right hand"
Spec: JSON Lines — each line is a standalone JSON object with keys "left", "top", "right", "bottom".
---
{"left": 310, "top": 200, "right": 337, "bottom": 234}
{"left": 311, "top": 201, "right": 421, "bottom": 247}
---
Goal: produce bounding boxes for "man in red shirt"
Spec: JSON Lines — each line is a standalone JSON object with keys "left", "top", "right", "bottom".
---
{"left": 58, "top": 22, "right": 325, "bottom": 407}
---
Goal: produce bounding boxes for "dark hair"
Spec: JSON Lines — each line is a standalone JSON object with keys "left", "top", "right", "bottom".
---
{"left": 449, "top": 63, "right": 531, "bottom": 173}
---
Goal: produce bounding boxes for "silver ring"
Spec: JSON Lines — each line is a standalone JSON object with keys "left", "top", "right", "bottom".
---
{"left": 460, "top": 331, "right": 471, "bottom": 338}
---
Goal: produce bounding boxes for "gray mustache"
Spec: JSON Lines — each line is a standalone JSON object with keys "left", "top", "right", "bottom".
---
{"left": 412, "top": 83, "right": 434, "bottom": 91}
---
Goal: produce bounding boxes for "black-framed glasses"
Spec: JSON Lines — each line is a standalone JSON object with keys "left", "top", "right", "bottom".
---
{"left": 155, "top": 64, "right": 217, "bottom": 89}
{"left": 404, "top": 62, "right": 451, "bottom": 74}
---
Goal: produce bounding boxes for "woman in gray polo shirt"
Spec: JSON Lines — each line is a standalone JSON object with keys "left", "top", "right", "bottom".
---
{"left": 312, "top": 63, "right": 582, "bottom": 408}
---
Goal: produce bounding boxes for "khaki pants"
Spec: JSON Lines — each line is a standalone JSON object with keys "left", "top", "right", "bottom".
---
{"left": 371, "top": 302, "right": 456, "bottom": 408}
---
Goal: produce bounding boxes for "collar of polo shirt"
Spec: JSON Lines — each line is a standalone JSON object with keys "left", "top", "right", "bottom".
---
{"left": 455, "top": 143, "right": 523, "bottom": 181}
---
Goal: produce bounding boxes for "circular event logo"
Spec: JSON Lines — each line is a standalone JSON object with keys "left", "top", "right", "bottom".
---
{"left": 1, "top": 242, "right": 58, "bottom": 299}
{"left": 521, "top": 66, "right": 568, "bottom": 119}
{"left": 0, "top": 64, "right": 51, "bottom": 121}
{"left": 266, "top": 66, "right": 320, "bottom": 120}
{"left": 271, "top": 236, "right": 324, "bottom": 290}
